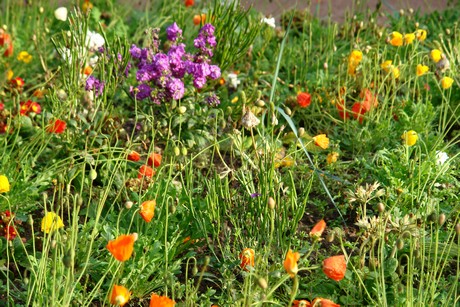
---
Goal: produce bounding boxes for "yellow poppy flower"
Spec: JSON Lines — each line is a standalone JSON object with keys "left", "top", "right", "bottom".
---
{"left": 313, "top": 134, "right": 329, "bottom": 149}
{"left": 0, "top": 175, "right": 10, "bottom": 193}
{"left": 441, "top": 76, "right": 454, "bottom": 89}
{"left": 348, "top": 50, "right": 363, "bottom": 65}
{"left": 41, "top": 212, "right": 64, "bottom": 233}
{"left": 327, "top": 152, "right": 339, "bottom": 164}
{"left": 389, "top": 31, "right": 403, "bottom": 46}
{"left": 401, "top": 130, "right": 418, "bottom": 146}
{"left": 430, "top": 49, "right": 442, "bottom": 63}
{"left": 416, "top": 64, "right": 429, "bottom": 76}
{"left": 17, "top": 51, "right": 32, "bottom": 63}
{"left": 381, "top": 60, "right": 393, "bottom": 72}
{"left": 392, "top": 67, "right": 400, "bottom": 79}
{"left": 414, "top": 29, "right": 427, "bottom": 41}
{"left": 404, "top": 33, "right": 415, "bottom": 45}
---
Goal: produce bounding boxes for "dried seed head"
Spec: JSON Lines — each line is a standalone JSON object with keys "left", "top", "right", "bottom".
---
{"left": 241, "top": 109, "right": 260, "bottom": 129}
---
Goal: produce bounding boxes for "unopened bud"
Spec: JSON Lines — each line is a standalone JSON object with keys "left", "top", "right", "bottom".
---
{"left": 455, "top": 223, "right": 460, "bottom": 236}
{"left": 399, "top": 9, "right": 404, "bottom": 16}
{"left": 256, "top": 99, "right": 265, "bottom": 107}
{"left": 181, "top": 147, "right": 188, "bottom": 156}
{"left": 192, "top": 265, "right": 198, "bottom": 275}
{"left": 438, "top": 213, "right": 446, "bottom": 226}
{"left": 415, "top": 22, "right": 419, "bottom": 28}
{"left": 131, "top": 233, "right": 138, "bottom": 241}
{"left": 169, "top": 204, "right": 176, "bottom": 214}
{"left": 177, "top": 106, "right": 187, "bottom": 114}
{"left": 284, "top": 107, "right": 292, "bottom": 116}
{"left": 51, "top": 240, "right": 57, "bottom": 249}
{"left": 323, "top": 62, "right": 328, "bottom": 70}
{"left": 396, "top": 238, "right": 404, "bottom": 250}
{"left": 446, "top": 28, "right": 451, "bottom": 35}
{"left": 125, "top": 201, "right": 133, "bottom": 209}
{"left": 89, "top": 169, "right": 97, "bottom": 181}
{"left": 326, "top": 232, "right": 335, "bottom": 242}
{"left": 268, "top": 197, "right": 276, "bottom": 210}
{"left": 258, "top": 277, "right": 268, "bottom": 289}
{"left": 377, "top": 202, "right": 385, "bottom": 213}
{"left": 204, "top": 256, "right": 211, "bottom": 266}
{"left": 409, "top": 8, "right": 414, "bottom": 14}
{"left": 174, "top": 146, "right": 180, "bottom": 156}
{"left": 298, "top": 127, "right": 305, "bottom": 137}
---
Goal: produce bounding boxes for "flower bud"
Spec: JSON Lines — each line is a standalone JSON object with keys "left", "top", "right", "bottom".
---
{"left": 131, "top": 233, "right": 138, "bottom": 241}
{"left": 181, "top": 147, "right": 188, "bottom": 156}
{"left": 258, "top": 277, "right": 268, "bottom": 289}
{"left": 396, "top": 238, "right": 404, "bottom": 250}
{"left": 455, "top": 223, "right": 460, "bottom": 236}
{"left": 125, "top": 201, "right": 133, "bottom": 209}
{"left": 298, "top": 127, "right": 305, "bottom": 137}
{"left": 51, "top": 240, "right": 57, "bottom": 249}
{"left": 268, "top": 197, "right": 276, "bottom": 210}
{"left": 174, "top": 146, "right": 180, "bottom": 156}
{"left": 89, "top": 169, "right": 97, "bottom": 181}
{"left": 377, "top": 202, "right": 385, "bottom": 213}
{"left": 438, "top": 213, "right": 446, "bottom": 226}
{"left": 256, "top": 99, "right": 265, "bottom": 107}
{"left": 326, "top": 232, "right": 335, "bottom": 242}
{"left": 284, "top": 107, "right": 292, "bottom": 116}
{"left": 192, "top": 265, "right": 198, "bottom": 275}
{"left": 177, "top": 106, "right": 187, "bottom": 114}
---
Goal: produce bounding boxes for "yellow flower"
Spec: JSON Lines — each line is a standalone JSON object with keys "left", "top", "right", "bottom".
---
{"left": 41, "top": 212, "right": 64, "bottom": 233}
{"left": 381, "top": 60, "right": 393, "bottom": 73}
{"left": 416, "top": 64, "right": 429, "bottom": 76}
{"left": 401, "top": 130, "right": 418, "bottom": 146}
{"left": 392, "top": 67, "right": 400, "bottom": 79}
{"left": 441, "top": 76, "right": 454, "bottom": 89}
{"left": 430, "top": 49, "right": 442, "bottom": 63}
{"left": 327, "top": 152, "right": 339, "bottom": 164}
{"left": 313, "top": 134, "right": 329, "bottom": 149}
{"left": 17, "top": 51, "right": 32, "bottom": 63}
{"left": 414, "top": 29, "right": 427, "bottom": 41}
{"left": 389, "top": 31, "right": 403, "bottom": 46}
{"left": 6, "top": 69, "right": 13, "bottom": 80}
{"left": 404, "top": 33, "right": 415, "bottom": 45}
{"left": 349, "top": 50, "right": 363, "bottom": 65}
{"left": 0, "top": 175, "right": 10, "bottom": 193}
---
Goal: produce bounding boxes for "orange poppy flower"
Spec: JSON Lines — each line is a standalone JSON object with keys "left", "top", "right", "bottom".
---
{"left": 311, "top": 298, "right": 340, "bottom": 307}
{"left": 83, "top": 66, "right": 93, "bottom": 75}
{"left": 284, "top": 249, "right": 300, "bottom": 278}
{"left": 127, "top": 150, "right": 141, "bottom": 162}
{"left": 323, "top": 255, "right": 346, "bottom": 281}
{"left": 147, "top": 153, "right": 162, "bottom": 167}
{"left": 150, "top": 293, "right": 176, "bottom": 306}
{"left": 140, "top": 200, "right": 156, "bottom": 222}
{"left": 297, "top": 92, "right": 311, "bottom": 108}
{"left": 293, "top": 300, "right": 311, "bottom": 307}
{"left": 106, "top": 234, "right": 135, "bottom": 262}
{"left": 360, "top": 89, "right": 378, "bottom": 111}
{"left": 138, "top": 165, "right": 155, "bottom": 179}
{"left": 0, "top": 30, "right": 14, "bottom": 57}
{"left": 239, "top": 248, "right": 255, "bottom": 271}
{"left": 351, "top": 103, "right": 366, "bottom": 124}
{"left": 110, "top": 285, "right": 131, "bottom": 306}
{"left": 309, "top": 219, "right": 326, "bottom": 239}
{"left": 312, "top": 134, "right": 329, "bottom": 149}
{"left": 193, "top": 14, "right": 206, "bottom": 26}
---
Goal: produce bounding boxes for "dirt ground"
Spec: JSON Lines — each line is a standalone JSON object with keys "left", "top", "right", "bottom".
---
{"left": 241, "top": 0, "right": 450, "bottom": 22}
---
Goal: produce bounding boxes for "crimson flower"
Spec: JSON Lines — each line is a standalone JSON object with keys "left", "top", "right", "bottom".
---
{"left": 46, "top": 119, "right": 66, "bottom": 134}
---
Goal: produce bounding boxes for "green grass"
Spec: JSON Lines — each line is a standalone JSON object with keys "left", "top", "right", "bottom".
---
{"left": 0, "top": 0, "right": 459, "bottom": 306}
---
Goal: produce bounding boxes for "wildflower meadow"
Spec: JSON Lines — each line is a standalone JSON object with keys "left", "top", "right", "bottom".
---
{"left": 1, "top": 0, "right": 459, "bottom": 306}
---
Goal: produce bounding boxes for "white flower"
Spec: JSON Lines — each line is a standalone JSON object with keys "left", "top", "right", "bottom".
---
{"left": 54, "top": 7, "right": 68, "bottom": 22}
{"left": 436, "top": 151, "right": 449, "bottom": 165}
{"left": 227, "top": 73, "right": 240, "bottom": 89}
{"left": 262, "top": 17, "right": 276, "bottom": 28}
{"left": 89, "top": 55, "right": 99, "bottom": 66}
{"left": 86, "top": 30, "right": 105, "bottom": 52}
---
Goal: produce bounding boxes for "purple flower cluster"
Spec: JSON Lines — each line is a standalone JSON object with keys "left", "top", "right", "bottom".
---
{"left": 85, "top": 76, "right": 105, "bottom": 97}
{"left": 128, "top": 23, "right": 221, "bottom": 105}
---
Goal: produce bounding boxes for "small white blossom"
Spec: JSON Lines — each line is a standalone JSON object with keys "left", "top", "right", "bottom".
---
{"left": 54, "top": 7, "right": 68, "bottom": 22}
{"left": 227, "top": 73, "right": 240, "bottom": 89}
{"left": 86, "top": 30, "right": 105, "bottom": 51}
{"left": 262, "top": 17, "right": 276, "bottom": 28}
{"left": 436, "top": 151, "right": 449, "bottom": 165}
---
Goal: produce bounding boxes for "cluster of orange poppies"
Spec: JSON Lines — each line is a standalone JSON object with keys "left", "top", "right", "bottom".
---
{"left": 239, "top": 220, "right": 344, "bottom": 306}
{"left": 126, "top": 151, "right": 162, "bottom": 180}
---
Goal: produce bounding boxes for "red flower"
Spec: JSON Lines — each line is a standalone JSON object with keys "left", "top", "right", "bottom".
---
{"left": 127, "top": 150, "right": 141, "bottom": 162}
{"left": 20, "top": 100, "right": 41, "bottom": 115}
{"left": 323, "top": 255, "right": 346, "bottom": 281}
{"left": 311, "top": 298, "right": 340, "bottom": 307}
{"left": 138, "top": 165, "right": 155, "bottom": 179}
{"left": 351, "top": 102, "right": 366, "bottom": 124}
{"left": 0, "top": 30, "right": 14, "bottom": 57}
{"left": 336, "top": 100, "right": 350, "bottom": 120}
{"left": 10, "top": 77, "right": 25, "bottom": 88}
{"left": 360, "top": 89, "right": 378, "bottom": 111}
{"left": 297, "top": 92, "right": 311, "bottom": 108}
{"left": 4, "top": 225, "right": 17, "bottom": 240}
{"left": 147, "top": 153, "right": 162, "bottom": 167}
{"left": 46, "top": 119, "right": 66, "bottom": 134}
{"left": 185, "top": 0, "right": 194, "bottom": 7}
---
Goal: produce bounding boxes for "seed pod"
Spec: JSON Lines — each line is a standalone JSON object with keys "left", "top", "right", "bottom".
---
{"left": 268, "top": 197, "right": 275, "bottom": 210}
